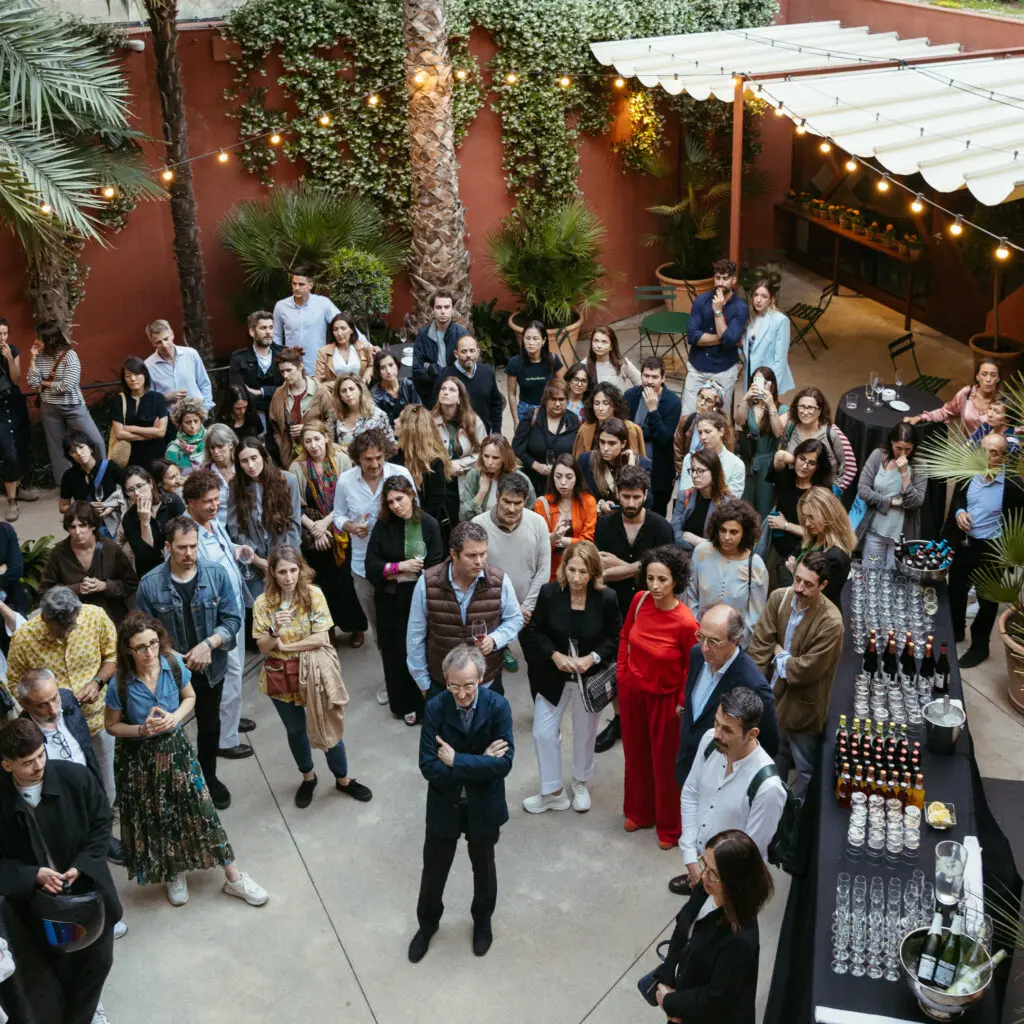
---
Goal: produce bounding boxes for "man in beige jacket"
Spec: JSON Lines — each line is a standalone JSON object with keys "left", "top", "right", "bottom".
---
{"left": 747, "top": 551, "right": 844, "bottom": 803}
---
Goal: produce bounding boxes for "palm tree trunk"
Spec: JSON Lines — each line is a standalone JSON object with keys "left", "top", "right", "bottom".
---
{"left": 144, "top": 0, "right": 212, "bottom": 361}
{"left": 25, "top": 237, "right": 81, "bottom": 327}
{"left": 404, "top": 0, "right": 472, "bottom": 326}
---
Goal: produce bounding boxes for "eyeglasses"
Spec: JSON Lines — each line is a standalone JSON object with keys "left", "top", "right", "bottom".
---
{"left": 125, "top": 483, "right": 149, "bottom": 495}
{"left": 697, "top": 854, "right": 720, "bottom": 884}
{"left": 447, "top": 683, "right": 478, "bottom": 695}
{"left": 797, "top": 403, "right": 820, "bottom": 413}
{"left": 695, "top": 632, "right": 725, "bottom": 647}
{"left": 129, "top": 639, "right": 161, "bottom": 654}
{"left": 49, "top": 728, "right": 74, "bottom": 761}
{"left": 796, "top": 455, "right": 818, "bottom": 466}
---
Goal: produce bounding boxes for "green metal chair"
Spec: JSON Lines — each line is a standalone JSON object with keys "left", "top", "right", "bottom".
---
{"left": 785, "top": 283, "right": 836, "bottom": 360}
{"left": 635, "top": 285, "right": 690, "bottom": 380}
{"left": 888, "top": 332, "right": 950, "bottom": 396}
{"left": 551, "top": 324, "right": 577, "bottom": 370}
{"left": 742, "top": 246, "right": 786, "bottom": 305}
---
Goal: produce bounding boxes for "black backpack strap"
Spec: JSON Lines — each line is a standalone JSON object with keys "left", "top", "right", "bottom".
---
{"left": 168, "top": 654, "right": 183, "bottom": 689}
{"left": 703, "top": 738, "right": 717, "bottom": 761}
{"left": 747, "top": 762, "right": 780, "bottom": 804}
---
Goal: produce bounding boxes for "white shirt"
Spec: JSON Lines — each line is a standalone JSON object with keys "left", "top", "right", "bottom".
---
{"left": 679, "top": 446, "right": 745, "bottom": 497}
{"left": 16, "top": 782, "right": 43, "bottom": 808}
{"left": 680, "top": 728, "right": 787, "bottom": 865}
{"left": 772, "top": 595, "right": 807, "bottom": 683}
{"left": 332, "top": 463, "right": 414, "bottom": 577}
{"left": 40, "top": 711, "right": 86, "bottom": 766}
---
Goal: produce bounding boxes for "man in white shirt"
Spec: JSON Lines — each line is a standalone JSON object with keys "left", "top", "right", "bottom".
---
{"left": 143, "top": 319, "right": 214, "bottom": 411}
{"left": 679, "top": 687, "right": 786, "bottom": 893}
{"left": 272, "top": 265, "right": 341, "bottom": 376}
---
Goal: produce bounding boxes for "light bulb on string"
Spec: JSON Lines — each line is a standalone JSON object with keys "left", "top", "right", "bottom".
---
{"left": 367, "top": 94, "right": 380, "bottom": 107}
{"left": 217, "top": 151, "right": 229, "bottom": 164}
{"left": 318, "top": 113, "right": 332, "bottom": 126}
{"left": 455, "top": 69, "right": 468, "bottom": 81}
{"left": 819, "top": 140, "right": 832, "bottom": 154}
{"left": 845, "top": 158, "right": 857, "bottom": 172}
{"left": 413, "top": 70, "right": 427, "bottom": 86}
{"left": 795, "top": 120, "right": 806, "bottom": 135}
{"left": 876, "top": 175, "right": 890, "bottom": 193}
{"left": 39, "top": 202, "right": 52, "bottom": 215}
{"left": 996, "top": 238, "right": 1011, "bottom": 261}
{"left": 269, "top": 132, "right": 282, "bottom": 146}
{"left": 101, "top": 185, "right": 116, "bottom": 199}
{"left": 505, "top": 72, "right": 518, "bottom": 85}
{"left": 613, "top": 76, "right": 625, "bottom": 89}
{"left": 910, "top": 194, "right": 924, "bottom": 214}
{"left": 949, "top": 215, "right": 964, "bottom": 237}
{"left": 161, "top": 169, "right": 174, "bottom": 183}
{"left": 558, "top": 75, "right": 571, "bottom": 88}
{"left": 773, "top": 105, "right": 785, "bottom": 117}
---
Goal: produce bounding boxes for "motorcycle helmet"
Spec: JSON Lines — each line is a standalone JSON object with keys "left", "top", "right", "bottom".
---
{"left": 30, "top": 879, "right": 106, "bottom": 953}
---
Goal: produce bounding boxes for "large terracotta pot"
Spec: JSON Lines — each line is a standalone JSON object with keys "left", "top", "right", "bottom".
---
{"left": 997, "top": 608, "right": 1024, "bottom": 715}
{"left": 655, "top": 263, "right": 714, "bottom": 314}
{"left": 508, "top": 311, "right": 582, "bottom": 368}
{"left": 969, "top": 332, "right": 1024, "bottom": 380}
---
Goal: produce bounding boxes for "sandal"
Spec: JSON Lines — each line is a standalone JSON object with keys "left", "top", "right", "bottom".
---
{"left": 349, "top": 631, "right": 365, "bottom": 649}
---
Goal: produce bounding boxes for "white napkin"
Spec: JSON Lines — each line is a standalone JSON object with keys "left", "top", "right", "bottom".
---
{"left": 961, "top": 834, "right": 984, "bottom": 918}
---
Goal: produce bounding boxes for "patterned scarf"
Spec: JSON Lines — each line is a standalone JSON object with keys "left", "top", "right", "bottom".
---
{"left": 303, "top": 449, "right": 348, "bottom": 564}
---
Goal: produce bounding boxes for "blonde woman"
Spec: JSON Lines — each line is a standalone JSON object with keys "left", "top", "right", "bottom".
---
{"left": 332, "top": 372, "right": 394, "bottom": 451}
{"left": 395, "top": 404, "right": 459, "bottom": 546}
{"left": 315, "top": 314, "right": 373, "bottom": 385}
{"left": 741, "top": 280, "right": 794, "bottom": 397}
{"left": 788, "top": 486, "right": 856, "bottom": 607}
{"left": 459, "top": 434, "right": 536, "bottom": 521}
{"left": 431, "top": 375, "right": 486, "bottom": 477}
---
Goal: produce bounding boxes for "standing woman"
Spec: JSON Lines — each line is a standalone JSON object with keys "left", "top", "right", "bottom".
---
{"left": 431, "top": 376, "right": 486, "bottom": 477}
{"left": 672, "top": 448, "right": 729, "bottom": 552}
{"left": 741, "top": 280, "right": 795, "bottom": 399}
{"left": 164, "top": 397, "right": 208, "bottom": 475}
{"left": 582, "top": 324, "right": 642, "bottom": 393}
{"left": 253, "top": 546, "right": 373, "bottom": 808}
{"left": 533, "top": 455, "right": 597, "bottom": 579}
{"left": 679, "top": 412, "right": 744, "bottom": 497}
{"left": 395, "top": 404, "right": 459, "bottom": 547}
{"left": 316, "top": 313, "right": 373, "bottom": 385}
{"left": 26, "top": 320, "right": 106, "bottom": 481}
{"left": 118, "top": 466, "right": 186, "bottom": 577}
{"left": 371, "top": 349, "right": 420, "bottom": 427}
{"left": 522, "top": 541, "right": 620, "bottom": 814}
{"left": 857, "top": 422, "right": 926, "bottom": 570}
{"left": 791, "top": 487, "right": 857, "bottom": 606}
{"left": 110, "top": 357, "right": 171, "bottom": 474}
{"left": 780, "top": 386, "right": 857, "bottom": 492}
{"left": 506, "top": 320, "right": 565, "bottom": 427}
{"left": 683, "top": 499, "right": 768, "bottom": 645}
{"left": 738, "top": 366, "right": 786, "bottom": 519}
{"left": 617, "top": 546, "right": 698, "bottom": 849}
{"left": 905, "top": 359, "right": 1001, "bottom": 435}
{"left": 331, "top": 372, "right": 394, "bottom": 451}
{"left": 565, "top": 362, "right": 592, "bottom": 418}
{"left": 673, "top": 383, "right": 726, "bottom": 475}
{"left": 203, "top": 423, "right": 238, "bottom": 524}
{"left": 459, "top": 434, "right": 535, "bottom": 522}
{"left": 365, "top": 477, "right": 445, "bottom": 724}
{"left": 0, "top": 318, "right": 37, "bottom": 522}
{"left": 578, "top": 418, "right": 652, "bottom": 516}
{"left": 572, "top": 382, "right": 645, "bottom": 459}
{"left": 512, "top": 379, "right": 580, "bottom": 494}
{"left": 228, "top": 436, "right": 302, "bottom": 601}
{"left": 213, "top": 385, "right": 263, "bottom": 440}
{"left": 104, "top": 612, "right": 268, "bottom": 907}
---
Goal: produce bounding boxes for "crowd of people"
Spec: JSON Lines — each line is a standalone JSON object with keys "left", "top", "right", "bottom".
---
{"left": 0, "top": 257, "right": 1017, "bottom": 1024}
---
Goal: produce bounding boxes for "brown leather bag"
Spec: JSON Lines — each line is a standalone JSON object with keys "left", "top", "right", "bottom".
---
{"left": 264, "top": 656, "right": 300, "bottom": 697}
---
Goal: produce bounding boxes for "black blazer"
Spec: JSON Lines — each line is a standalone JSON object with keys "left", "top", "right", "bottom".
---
{"left": 512, "top": 410, "right": 580, "bottom": 492}
{"left": 228, "top": 343, "right": 284, "bottom": 414}
{"left": 418, "top": 685, "right": 514, "bottom": 840}
{"left": 19, "top": 690, "right": 103, "bottom": 796}
{"left": 527, "top": 582, "right": 621, "bottom": 706}
{"left": 364, "top": 512, "right": 445, "bottom": 591}
{"left": 624, "top": 385, "right": 683, "bottom": 492}
{"left": 675, "top": 647, "right": 780, "bottom": 786}
{"left": 0, "top": 760, "right": 121, "bottom": 925}
{"left": 411, "top": 321, "right": 469, "bottom": 401}
{"left": 653, "top": 891, "right": 760, "bottom": 1024}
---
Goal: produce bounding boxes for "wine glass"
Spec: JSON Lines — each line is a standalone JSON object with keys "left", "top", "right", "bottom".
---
{"left": 408, "top": 538, "right": 427, "bottom": 561}
{"left": 237, "top": 547, "right": 255, "bottom": 581}
{"left": 471, "top": 619, "right": 487, "bottom": 643}
{"left": 894, "top": 369, "right": 904, "bottom": 400}
{"left": 864, "top": 378, "right": 875, "bottom": 414}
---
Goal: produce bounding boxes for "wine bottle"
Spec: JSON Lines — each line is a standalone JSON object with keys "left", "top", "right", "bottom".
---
{"left": 945, "top": 949, "right": 1008, "bottom": 995}
{"left": 852, "top": 764, "right": 866, "bottom": 796}
{"left": 919, "top": 636, "right": 936, "bottom": 686}
{"left": 863, "top": 634, "right": 879, "bottom": 677}
{"left": 901, "top": 639, "right": 917, "bottom": 680}
{"left": 932, "top": 914, "right": 964, "bottom": 988}
{"left": 883, "top": 637, "right": 899, "bottom": 680}
{"left": 898, "top": 724, "right": 909, "bottom": 760}
{"left": 866, "top": 766, "right": 878, "bottom": 795}
{"left": 910, "top": 772, "right": 925, "bottom": 811}
{"left": 935, "top": 642, "right": 951, "bottom": 694}
{"left": 917, "top": 912, "right": 945, "bottom": 983}
{"left": 852, "top": 716, "right": 861, "bottom": 738}
{"left": 901, "top": 770, "right": 913, "bottom": 807}
{"left": 836, "top": 762, "right": 852, "bottom": 808}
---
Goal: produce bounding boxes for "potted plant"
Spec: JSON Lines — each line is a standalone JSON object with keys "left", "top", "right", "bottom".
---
{"left": 839, "top": 207, "right": 853, "bottom": 230}
{"left": 850, "top": 210, "right": 865, "bottom": 236}
{"left": 487, "top": 198, "right": 609, "bottom": 365}
{"left": 904, "top": 233, "right": 923, "bottom": 261}
{"left": 865, "top": 220, "right": 880, "bottom": 241}
{"left": 881, "top": 223, "right": 897, "bottom": 248}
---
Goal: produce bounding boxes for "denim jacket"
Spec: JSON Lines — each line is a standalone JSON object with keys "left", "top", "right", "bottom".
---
{"left": 135, "top": 557, "right": 242, "bottom": 684}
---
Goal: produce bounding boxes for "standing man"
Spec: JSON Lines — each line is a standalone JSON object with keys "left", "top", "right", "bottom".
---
{"left": 135, "top": 516, "right": 243, "bottom": 809}
{"left": 407, "top": 521, "right": 524, "bottom": 700}
{"left": 408, "top": 645, "right": 514, "bottom": 962}
{"left": 0, "top": 718, "right": 121, "bottom": 1024}
{"left": 592, "top": 466, "right": 673, "bottom": 752}
{"left": 267, "top": 346, "right": 334, "bottom": 470}
{"left": 625, "top": 357, "right": 682, "bottom": 516}
{"left": 272, "top": 266, "right": 341, "bottom": 377}
{"left": 143, "top": 319, "right": 214, "bottom": 413}
{"left": 229, "top": 310, "right": 283, "bottom": 432}
{"left": 472, "top": 473, "right": 549, "bottom": 674}
{"left": 182, "top": 469, "right": 256, "bottom": 760}
{"left": 748, "top": 552, "right": 844, "bottom": 803}
{"left": 683, "top": 258, "right": 748, "bottom": 415}
{"left": 434, "top": 335, "right": 504, "bottom": 435}
{"left": 411, "top": 290, "right": 469, "bottom": 403}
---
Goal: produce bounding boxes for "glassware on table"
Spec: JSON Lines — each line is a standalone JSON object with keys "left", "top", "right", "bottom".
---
{"left": 894, "top": 369, "right": 904, "bottom": 399}
{"left": 864, "top": 379, "right": 875, "bottom": 413}
{"left": 407, "top": 538, "right": 428, "bottom": 561}
{"left": 845, "top": 391, "right": 859, "bottom": 411}
{"left": 935, "top": 840, "right": 968, "bottom": 906}
{"left": 919, "top": 882, "right": 935, "bottom": 926}
{"left": 963, "top": 909, "right": 994, "bottom": 953}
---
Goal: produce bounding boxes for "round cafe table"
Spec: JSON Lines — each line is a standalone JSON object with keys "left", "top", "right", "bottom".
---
{"left": 834, "top": 384, "right": 947, "bottom": 539}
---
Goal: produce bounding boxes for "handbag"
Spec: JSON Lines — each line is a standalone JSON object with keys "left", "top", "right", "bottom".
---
{"left": 264, "top": 656, "right": 300, "bottom": 697}
{"left": 576, "top": 660, "right": 617, "bottom": 714}
{"left": 107, "top": 394, "right": 131, "bottom": 468}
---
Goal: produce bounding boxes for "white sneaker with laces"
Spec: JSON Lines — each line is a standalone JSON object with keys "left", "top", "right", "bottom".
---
{"left": 222, "top": 872, "right": 268, "bottom": 907}
{"left": 166, "top": 873, "right": 189, "bottom": 906}
{"left": 522, "top": 791, "right": 571, "bottom": 814}
{"left": 376, "top": 688, "right": 390, "bottom": 706}
{"left": 92, "top": 1002, "right": 111, "bottom": 1024}
{"left": 571, "top": 779, "right": 591, "bottom": 813}
{"left": 113, "top": 919, "right": 128, "bottom": 939}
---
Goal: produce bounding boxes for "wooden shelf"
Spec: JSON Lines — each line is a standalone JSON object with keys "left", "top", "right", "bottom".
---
{"left": 777, "top": 202, "right": 925, "bottom": 264}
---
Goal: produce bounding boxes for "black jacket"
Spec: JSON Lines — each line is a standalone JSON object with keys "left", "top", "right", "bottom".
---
{"left": 419, "top": 686, "right": 514, "bottom": 840}
{"left": 411, "top": 321, "right": 469, "bottom": 401}
{"left": 675, "top": 647, "right": 780, "bottom": 786}
{"left": 120, "top": 493, "right": 186, "bottom": 578}
{"left": 372, "top": 379, "right": 420, "bottom": 426}
{"left": 527, "top": 582, "right": 620, "bottom": 706}
{"left": 433, "top": 363, "right": 504, "bottom": 435}
{"left": 0, "top": 760, "right": 121, "bottom": 926}
{"left": 228, "top": 343, "right": 284, "bottom": 414}
{"left": 364, "top": 512, "right": 445, "bottom": 591}
{"left": 624, "top": 385, "right": 683, "bottom": 493}
{"left": 512, "top": 410, "right": 579, "bottom": 493}
{"left": 20, "top": 690, "right": 103, "bottom": 796}
{"left": 945, "top": 473, "right": 1024, "bottom": 544}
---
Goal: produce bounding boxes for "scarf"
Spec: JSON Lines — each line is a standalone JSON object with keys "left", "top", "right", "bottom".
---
{"left": 166, "top": 425, "right": 206, "bottom": 470}
{"left": 302, "top": 449, "right": 348, "bottom": 565}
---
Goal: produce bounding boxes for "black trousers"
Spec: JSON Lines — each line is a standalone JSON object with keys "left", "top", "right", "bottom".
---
{"left": 191, "top": 671, "right": 223, "bottom": 783}
{"left": 949, "top": 537, "right": 999, "bottom": 650}
{"left": 416, "top": 806, "right": 499, "bottom": 931}
{"left": 53, "top": 925, "right": 114, "bottom": 1024}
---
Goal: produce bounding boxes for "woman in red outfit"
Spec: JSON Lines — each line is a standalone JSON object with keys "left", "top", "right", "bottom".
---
{"left": 617, "top": 545, "right": 698, "bottom": 848}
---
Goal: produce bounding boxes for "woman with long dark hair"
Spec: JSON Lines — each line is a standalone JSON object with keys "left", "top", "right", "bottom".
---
{"left": 431, "top": 375, "right": 486, "bottom": 477}
{"left": 533, "top": 454, "right": 597, "bottom": 579}
{"left": 512, "top": 379, "right": 580, "bottom": 494}
{"left": 395, "top": 404, "right": 459, "bottom": 547}
{"left": 118, "top": 465, "right": 186, "bottom": 576}
{"left": 578, "top": 417, "right": 651, "bottom": 515}
{"left": 370, "top": 348, "right": 420, "bottom": 426}
{"left": 110, "top": 357, "right": 170, "bottom": 475}
{"left": 315, "top": 313, "right": 373, "bottom": 384}
{"left": 582, "top": 323, "right": 641, "bottom": 393}
{"left": 506, "top": 320, "right": 565, "bottom": 426}
{"left": 214, "top": 385, "right": 263, "bottom": 439}
{"left": 678, "top": 411, "right": 744, "bottom": 498}
{"left": 738, "top": 365, "right": 787, "bottom": 519}
{"left": 673, "top": 382, "right": 727, "bottom": 476}
{"left": 572, "top": 381, "right": 645, "bottom": 459}
{"left": 565, "top": 362, "right": 592, "bottom": 418}
{"left": 671, "top": 447, "right": 729, "bottom": 552}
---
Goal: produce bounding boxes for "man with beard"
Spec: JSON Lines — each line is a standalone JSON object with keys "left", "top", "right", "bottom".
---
{"left": 433, "top": 335, "right": 504, "bottom": 435}
{"left": 592, "top": 465, "right": 673, "bottom": 751}
{"left": 229, "top": 310, "right": 283, "bottom": 432}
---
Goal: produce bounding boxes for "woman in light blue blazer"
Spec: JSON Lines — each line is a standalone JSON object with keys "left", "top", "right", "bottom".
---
{"left": 742, "top": 280, "right": 794, "bottom": 397}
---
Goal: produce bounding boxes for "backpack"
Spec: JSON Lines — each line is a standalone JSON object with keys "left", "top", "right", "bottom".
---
{"left": 703, "top": 739, "right": 802, "bottom": 873}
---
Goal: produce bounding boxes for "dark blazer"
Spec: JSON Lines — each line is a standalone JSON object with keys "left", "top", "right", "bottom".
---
{"left": 120, "top": 493, "right": 186, "bottom": 578}
{"left": 433, "top": 363, "right": 504, "bottom": 435}
{"left": 652, "top": 891, "right": 759, "bottom": 1024}
{"left": 364, "top": 511, "right": 445, "bottom": 591}
{"left": 20, "top": 690, "right": 103, "bottom": 795}
{"left": 624, "top": 385, "right": 683, "bottom": 493}
{"left": 228, "top": 342, "right": 284, "bottom": 414}
{"left": 412, "top": 321, "right": 469, "bottom": 401}
{"left": 577, "top": 450, "right": 653, "bottom": 508}
{"left": 0, "top": 760, "right": 121, "bottom": 925}
{"left": 512, "top": 410, "right": 580, "bottom": 493}
{"left": 419, "top": 685, "right": 514, "bottom": 840}
{"left": 675, "top": 647, "right": 780, "bottom": 786}
{"left": 527, "top": 581, "right": 620, "bottom": 706}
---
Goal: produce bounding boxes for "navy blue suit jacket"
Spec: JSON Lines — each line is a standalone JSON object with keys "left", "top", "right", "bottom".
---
{"left": 419, "top": 684, "right": 514, "bottom": 840}
{"left": 624, "top": 386, "right": 683, "bottom": 493}
{"left": 675, "top": 647, "right": 780, "bottom": 786}
{"left": 21, "top": 689, "right": 103, "bottom": 794}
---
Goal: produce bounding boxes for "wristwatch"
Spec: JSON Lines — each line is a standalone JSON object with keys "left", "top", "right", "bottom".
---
{"left": 91, "top": 674, "right": 106, "bottom": 689}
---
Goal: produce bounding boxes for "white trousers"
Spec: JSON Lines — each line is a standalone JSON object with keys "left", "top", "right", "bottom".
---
{"left": 352, "top": 572, "right": 379, "bottom": 647}
{"left": 218, "top": 623, "right": 245, "bottom": 748}
{"left": 682, "top": 362, "right": 741, "bottom": 416}
{"left": 90, "top": 729, "right": 116, "bottom": 805}
{"left": 532, "top": 685, "right": 600, "bottom": 795}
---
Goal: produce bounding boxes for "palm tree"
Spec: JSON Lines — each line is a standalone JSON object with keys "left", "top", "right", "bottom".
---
{"left": 404, "top": 0, "right": 472, "bottom": 325}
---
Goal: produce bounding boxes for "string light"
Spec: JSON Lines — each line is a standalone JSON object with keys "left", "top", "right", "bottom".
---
{"left": 819, "top": 140, "right": 832, "bottom": 153}
{"left": 996, "top": 238, "right": 1010, "bottom": 260}
{"left": 614, "top": 76, "right": 625, "bottom": 89}
{"left": 413, "top": 70, "right": 427, "bottom": 86}
{"left": 845, "top": 158, "right": 857, "bottom": 172}
{"left": 558, "top": 75, "right": 571, "bottom": 88}
{"left": 949, "top": 215, "right": 964, "bottom": 237}
{"left": 216, "top": 151, "right": 229, "bottom": 164}
{"left": 269, "top": 133, "right": 282, "bottom": 146}
{"left": 455, "top": 69, "right": 468, "bottom": 81}
{"left": 910, "top": 194, "right": 924, "bottom": 214}
{"left": 101, "top": 185, "right": 116, "bottom": 199}
{"left": 795, "top": 120, "right": 806, "bottom": 135}
{"left": 505, "top": 72, "right": 518, "bottom": 85}
{"left": 161, "top": 169, "right": 174, "bottom": 183}
{"left": 367, "top": 94, "right": 380, "bottom": 107}
{"left": 876, "top": 175, "right": 890, "bottom": 192}
{"left": 318, "top": 113, "right": 331, "bottom": 126}
{"left": 39, "top": 202, "right": 52, "bottom": 215}
{"left": 773, "top": 105, "right": 785, "bottom": 117}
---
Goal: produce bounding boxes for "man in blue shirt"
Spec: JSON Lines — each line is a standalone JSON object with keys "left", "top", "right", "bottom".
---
{"left": 411, "top": 290, "right": 469, "bottom": 403}
{"left": 683, "top": 258, "right": 748, "bottom": 415}
{"left": 144, "top": 319, "right": 214, "bottom": 412}
{"left": 272, "top": 266, "right": 341, "bottom": 376}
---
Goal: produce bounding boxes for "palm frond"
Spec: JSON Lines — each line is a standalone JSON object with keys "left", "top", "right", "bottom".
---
{"left": 915, "top": 427, "right": 1014, "bottom": 481}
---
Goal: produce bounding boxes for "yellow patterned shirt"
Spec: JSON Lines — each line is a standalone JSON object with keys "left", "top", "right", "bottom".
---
{"left": 7, "top": 605, "right": 118, "bottom": 735}
{"left": 252, "top": 586, "right": 333, "bottom": 705}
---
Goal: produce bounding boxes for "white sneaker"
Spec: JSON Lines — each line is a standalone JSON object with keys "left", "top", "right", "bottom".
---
{"left": 113, "top": 919, "right": 128, "bottom": 939}
{"left": 376, "top": 688, "right": 390, "bottom": 705}
{"left": 166, "top": 873, "right": 189, "bottom": 906}
{"left": 523, "top": 791, "right": 571, "bottom": 814}
{"left": 92, "top": 1002, "right": 111, "bottom": 1024}
{"left": 222, "top": 872, "right": 268, "bottom": 907}
{"left": 571, "top": 779, "right": 591, "bottom": 813}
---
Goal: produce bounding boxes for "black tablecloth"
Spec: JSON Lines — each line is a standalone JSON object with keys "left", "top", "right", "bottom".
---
{"left": 835, "top": 386, "right": 947, "bottom": 539}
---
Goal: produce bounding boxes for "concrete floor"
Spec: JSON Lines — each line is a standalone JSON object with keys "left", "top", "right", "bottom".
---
{"left": 12, "top": 261, "right": 1022, "bottom": 1024}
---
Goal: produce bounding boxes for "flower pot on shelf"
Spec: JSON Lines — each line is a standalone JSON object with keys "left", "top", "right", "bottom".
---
{"left": 508, "top": 311, "right": 582, "bottom": 368}
{"left": 897, "top": 242, "right": 908, "bottom": 257}
{"left": 907, "top": 247, "right": 922, "bottom": 262}
{"left": 655, "top": 263, "right": 714, "bottom": 314}
{"left": 969, "top": 332, "right": 1024, "bottom": 379}
{"left": 998, "top": 608, "right": 1024, "bottom": 715}
{"left": 853, "top": 225, "right": 866, "bottom": 236}
{"left": 839, "top": 218, "right": 852, "bottom": 230}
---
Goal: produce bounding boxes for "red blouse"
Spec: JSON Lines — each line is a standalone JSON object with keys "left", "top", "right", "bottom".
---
{"left": 616, "top": 590, "right": 698, "bottom": 703}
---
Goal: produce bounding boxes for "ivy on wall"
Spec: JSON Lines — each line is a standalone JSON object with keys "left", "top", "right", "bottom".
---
{"left": 223, "top": 0, "right": 779, "bottom": 216}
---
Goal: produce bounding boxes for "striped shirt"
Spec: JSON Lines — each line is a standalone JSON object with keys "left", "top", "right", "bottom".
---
{"left": 26, "top": 349, "right": 86, "bottom": 407}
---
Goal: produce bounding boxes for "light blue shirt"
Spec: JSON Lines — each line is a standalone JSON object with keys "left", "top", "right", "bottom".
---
{"left": 689, "top": 647, "right": 740, "bottom": 721}
{"left": 331, "top": 463, "right": 414, "bottom": 577}
{"left": 406, "top": 566, "right": 525, "bottom": 691}
{"left": 186, "top": 513, "right": 245, "bottom": 607}
{"left": 772, "top": 596, "right": 807, "bottom": 683}
{"left": 965, "top": 471, "right": 1006, "bottom": 541}
{"left": 272, "top": 293, "right": 341, "bottom": 375}
{"left": 145, "top": 345, "right": 213, "bottom": 409}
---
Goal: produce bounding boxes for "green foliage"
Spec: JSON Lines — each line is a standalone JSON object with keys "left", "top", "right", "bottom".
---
{"left": 325, "top": 247, "right": 393, "bottom": 319}
{"left": 20, "top": 534, "right": 55, "bottom": 606}
{"left": 487, "top": 198, "right": 609, "bottom": 326}
{"left": 471, "top": 298, "right": 517, "bottom": 366}
{"left": 612, "top": 89, "right": 669, "bottom": 176}
{"left": 958, "top": 197, "right": 1024, "bottom": 302}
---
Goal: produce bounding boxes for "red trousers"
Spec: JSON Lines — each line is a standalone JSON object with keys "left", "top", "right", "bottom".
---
{"left": 619, "top": 674, "right": 682, "bottom": 845}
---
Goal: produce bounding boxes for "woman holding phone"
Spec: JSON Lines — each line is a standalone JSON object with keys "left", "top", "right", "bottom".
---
{"left": 738, "top": 366, "right": 787, "bottom": 519}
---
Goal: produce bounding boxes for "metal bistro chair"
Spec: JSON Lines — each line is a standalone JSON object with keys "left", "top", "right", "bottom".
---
{"left": 887, "top": 332, "right": 950, "bottom": 396}
{"left": 635, "top": 285, "right": 690, "bottom": 382}
{"left": 785, "top": 283, "right": 836, "bottom": 360}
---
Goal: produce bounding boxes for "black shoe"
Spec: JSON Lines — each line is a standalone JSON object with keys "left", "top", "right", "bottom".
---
{"left": 958, "top": 646, "right": 989, "bottom": 669}
{"left": 218, "top": 744, "right": 254, "bottom": 759}
{"left": 336, "top": 778, "right": 372, "bottom": 802}
{"left": 209, "top": 779, "right": 232, "bottom": 810}
{"left": 408, "top": 927, "right": 436, "bottom": 963}
{"left": 295, "top": 775, "right": 318, "bottom": 809}
{"left": 472, "top": 921, "right": 493, "bottom": 957}
{"left": 594, "top": 715, "right": 621, "bottom": 753}
{"left": 107, "top": 837, "right": 124, "bottom": 865}
{"left": 238, "top": 718, "right": 256, "bottom": 734}
{"left": 668, "top": 874, "right": 691, "bottom": 896}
